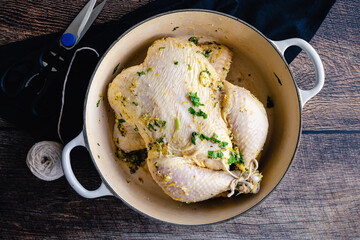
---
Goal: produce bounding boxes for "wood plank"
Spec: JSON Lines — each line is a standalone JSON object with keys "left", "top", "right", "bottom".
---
{"left": 1, "top": 129, "right": 358, "bottom": 239}
{"left": 289, "top": 0, "right": 360, "bottom": 131}
{"left": 0, "top": 0, "right": 154, "bottom": 45}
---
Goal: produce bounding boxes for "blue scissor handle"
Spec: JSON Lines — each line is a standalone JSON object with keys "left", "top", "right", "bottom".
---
{"left": 61, "top": 33, "right": 76, "bottom": 47}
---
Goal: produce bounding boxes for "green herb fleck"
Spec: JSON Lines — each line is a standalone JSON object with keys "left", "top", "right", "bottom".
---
{"left": 228, "top": 151, "right": 244, "bottom": 165}
{"left": 97, "top": 155, "right": 100, "bottom": 159}
{"left": 273, "top": 72, "right": 282, "bottom": 86}
{"left": 159, "top": 120, "right": 166, "bottom": 128}
{"left": 132, "top": 102, "right": 139, "bottom": 106}
{"left": 214, "top": 102, "right": 218, "bottom": 108}
{"left": 199, "top": 133, "right": 211, "bottom": 141}
{"left": 154, "top": 120, "right": 161, "bottom": 127}
{"left": 155, "top": 161, "right": 159, "bottom": 170}
{"left": 134, "top": 125, "right": 139, "bottom": 132}
{"left": 188, "top": 92, "right": 204, "bottom": 107}
{"left": 208, "top": 150, "right": 223, "bottom": 159}
{"left": 97, "top": 143, "right": 100, "bottom": 146}
{"left": 219, "top": 141, "right": 229, "bottom": 148}
{"left": 96, "top": 99, "right": 101, "bottom": 107}
{"left": 172, "top": 26, "right": 179, "bottom": 31}
{"left": 188, "top": 107, "right": 208, "bottom": 119}
{"left": 222, "top": 67, "right": 228, "bottom": 71}
{"left": 115, "top": 148, "right": 147, "bottom": 174}
{"left": 175, "top": 117, "right": 180, "bottom": 130}
{"left": 188, "top": 64, "right": 192, "bottom": 71}
{"left": 146, "top": 68, "right": 152, "bottom": 72}
{"left": 211, "top": 133, "right": 221, "bottom": 144}
{"left": 156, "top": 136, "right": 164, "bottom": 143}
{"left": 147, "top": 123, "right": 157, "bottom": 131}
{"left": 174, "top": 61, "right": 179, "bottom": 65}
{"left": 267, "top": 96, "right": 274, "bottom": 108}
{"left": 191, "top": 132, "right": 199, "bottom": 145}
{"left": 159, "top": 47, "right": 165, "bottom": 50}
{"left": 113, "top": 63, "right": 120, "bottom": 74}
{"left": 119, "top": 96, "right": 126, "bottom": 107}
{"left": 203, "top": 49, "right": 212, "bottom": 58}
{"left": 188, "top": 36, "right": 199, "bottom": 44}
{"left": 137, "top": 71, "right": 146, "bottom": 76}
{"left": 200, "top": 68, "right": 211, "bottom": 76}
{"left": 117, "top": 119, "right": 126, "bottom": 137}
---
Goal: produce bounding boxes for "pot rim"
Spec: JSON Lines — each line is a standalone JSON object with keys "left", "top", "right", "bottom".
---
{"left": 82, "top": 9, "right": 303, "bottom": 226}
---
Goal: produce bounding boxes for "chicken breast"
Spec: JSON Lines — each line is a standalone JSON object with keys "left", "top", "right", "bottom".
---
{"left": 108, "top": 37, "right": 267, "bottom": 202}
{"left": 112, "top": 42, "right": 233, "bottom": 153}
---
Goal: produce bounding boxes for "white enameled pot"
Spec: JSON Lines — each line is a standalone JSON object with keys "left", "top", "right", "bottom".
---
{"left": 62, "top": 10, "right": 324, "bottom": 225}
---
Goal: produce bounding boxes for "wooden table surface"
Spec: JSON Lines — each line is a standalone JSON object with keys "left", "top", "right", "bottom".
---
{"left": 0, "top": 0, "right": 359, "bottom": 239}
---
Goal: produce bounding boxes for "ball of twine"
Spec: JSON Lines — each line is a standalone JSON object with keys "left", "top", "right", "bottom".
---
{"left": 26, "top": 141, "right": 64, "bottom": 181}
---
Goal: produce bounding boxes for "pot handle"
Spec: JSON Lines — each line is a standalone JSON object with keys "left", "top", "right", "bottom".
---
{"left": 62, "top": 131, "right": 113, "bottom": 198}
{"left": 271, "top": 38, "right": 325, "bottom": 107}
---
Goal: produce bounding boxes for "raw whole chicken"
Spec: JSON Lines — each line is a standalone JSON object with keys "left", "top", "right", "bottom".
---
{"left": 108, "top": 37, "right": 268, "bottom": 202}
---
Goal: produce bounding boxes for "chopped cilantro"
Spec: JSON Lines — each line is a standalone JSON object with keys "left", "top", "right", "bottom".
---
{"left": 200, "top": 68, "right": 211, "bottom": 76}
{"left": 154, "top": 120, "right": 161, "bottom": 127}
{"left": 146, "top": 68, "right": 152, "bottom": 72}
{"left": 174, "top": 61, "right": 179, "bottom": 65}
{"left": 212, "top": 134, "right": 221, "bottom": 144}
{"left": 155, "top": 161, "right": 159, "bottom": 170}
{"left": 267, "top": 96, "right": 274, "bottom": 108}
{"left": 191, "top": 132, "right": 199, "bottom": 145}
{"left": 198, "top": 133, "right": 227, "bottom": 149}
{"left": 113, "top": 63, "right": 120, "bottom": 74}
{"left": 188, "top": 64, "right": 192, "bottom": 71}
{"left": 203, "top": 49, "right": 212, "bottom": 58}
{"left": 188, "top": 92, "right": 204, "bottom": 107}
{"left": 115, "top": 148, "right": 147, "bottom": 174}
{"left": 134, "top": 125, "right": 139, "bottom": 132}
{"left": 188, "top": 107, "right": 208, "bottom": 119}
{"left": 172, "top": 26, "right": 179, "bottom": 31}
{"left": 159, "top": 47, "right": 165, "bottom": 50}
{"left": 208, "top": 150, "right": 223, "bottom": 159}
{"left": 159, "top": 120, "right": 166, "bottom": 128}
{"left": 96, "top": 99, "right": 101, "bottom": 107}
{"left": 228, "top": 151, "right": 244, "bottom": 165}
{"left": 147, "top": 123, "right": 156, "bottom": 131}
{"left": 156, "top": 136, "right": 164, "bottom": 143}
{"left": 199, "top": 134, "right": 211, "bottom": 141}
{"left": 219, "top": 141, "right": 229, "bottom": 148}
{"left": 137, "top": 71, "right": 146, "bottom": 76}
{"left": 132, "top": 102, "right": 139, "bottom": 106}
{"left": 222, "top": 67, "right": 228, "bottom": 71}
{"left": 117, "top": 119, "right": 126, "bottom": 137}
{"left": 188, "top": 36, "right": 199, "bottom": 44}
{"left": 214, "top": 102, "right": 218, "bottom": 108}
{"left": 175, "top": 117, "right": 180, "bottom": 130}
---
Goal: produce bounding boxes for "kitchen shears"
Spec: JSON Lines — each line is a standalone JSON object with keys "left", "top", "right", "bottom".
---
{"left": 0, "top": 0, "right": 106, "bottom": 116}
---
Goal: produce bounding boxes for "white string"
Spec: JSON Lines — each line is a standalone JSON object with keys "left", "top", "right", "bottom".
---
{"left": 26, "top": 141, "right": 64, "bottom": 181}
{"left": 221, "top": 158, "right": 239, "bottom": 178}
{"left": 57, "top": 47, "right": 99, "bottom": 144}
{"left": 26, "top": 47, "right": 99, "bottom": 181}
{"left": 227, "top": 158, "right": 261, "bottom": 197}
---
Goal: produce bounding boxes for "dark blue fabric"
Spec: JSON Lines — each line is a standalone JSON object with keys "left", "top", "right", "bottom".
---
{"left": 0, "top": 0, "right": 335, "bottom": 142}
